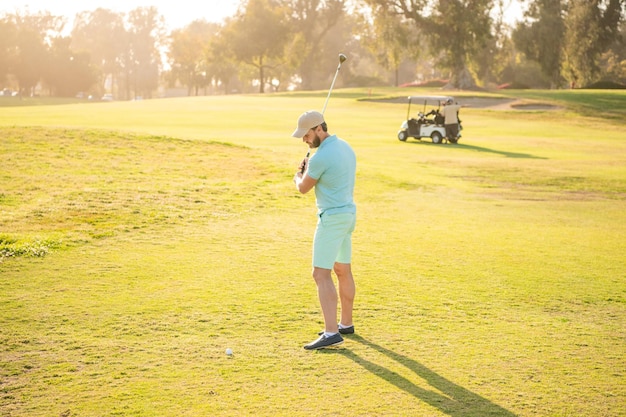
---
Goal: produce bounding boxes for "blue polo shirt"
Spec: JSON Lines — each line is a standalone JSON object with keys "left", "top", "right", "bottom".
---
{"left": 307, "top": 135, "right": 356, "bottom": 216}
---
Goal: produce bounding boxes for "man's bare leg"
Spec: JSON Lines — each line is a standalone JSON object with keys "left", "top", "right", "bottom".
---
{"left": 334, "top": 262, "right": 355, "bottom": 327}
{"left": 312, "top": 267, "right": 338, "bottom": 334}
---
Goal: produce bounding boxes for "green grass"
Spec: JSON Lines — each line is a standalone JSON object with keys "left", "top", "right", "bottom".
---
{"left": 1, "top": 89, "right": 625, "bottom": 416}
{"left": 498, "top": 89, "right": 626, "bottom": 119}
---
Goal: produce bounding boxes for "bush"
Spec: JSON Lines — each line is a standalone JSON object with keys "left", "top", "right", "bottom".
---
{"left": 582, "top": 80, "right": 626, "bottom": 89}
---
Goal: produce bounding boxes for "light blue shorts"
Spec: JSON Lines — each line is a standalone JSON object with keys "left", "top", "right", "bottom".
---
{"left": 313, "top": 212, "right": 356, "bottom": 269}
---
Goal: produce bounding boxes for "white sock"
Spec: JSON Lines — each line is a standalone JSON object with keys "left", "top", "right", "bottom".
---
{"left": 324, "top": 332, "right": 338, "bottom": 337}
{"left": 338, "top": 323, "right": 352, "bottom": 329}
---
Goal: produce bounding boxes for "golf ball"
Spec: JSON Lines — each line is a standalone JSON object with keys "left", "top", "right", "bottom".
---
{"left": 225, "top": 348, "right": 233, "bottom": 356}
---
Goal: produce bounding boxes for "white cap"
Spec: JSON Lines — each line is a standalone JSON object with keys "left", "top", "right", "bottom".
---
{"left": 291, "top": 110, "right": 325, "bottom": 138}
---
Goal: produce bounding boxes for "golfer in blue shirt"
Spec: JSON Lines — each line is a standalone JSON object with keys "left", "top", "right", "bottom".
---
{"left": 292, "top": 110, "right": 357, "bottom": 350}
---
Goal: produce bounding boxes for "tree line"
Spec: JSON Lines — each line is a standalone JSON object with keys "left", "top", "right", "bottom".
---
{"left": 0, "top": 0, "right": 624, "bottom": 100}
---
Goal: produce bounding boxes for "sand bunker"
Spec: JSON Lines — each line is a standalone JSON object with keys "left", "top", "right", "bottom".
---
{"left": 368, "top": 96, "right": 562, "bottom": 111}
{"left": 455, "top": 97, "right": 561, "bottom": 110}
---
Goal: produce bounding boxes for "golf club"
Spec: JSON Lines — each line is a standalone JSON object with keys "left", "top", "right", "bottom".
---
{"left": 322, "top": 53, "right": 347, "bottom": 115}
{"left": 301, "top": 53, "right": 347, "bottom": 173}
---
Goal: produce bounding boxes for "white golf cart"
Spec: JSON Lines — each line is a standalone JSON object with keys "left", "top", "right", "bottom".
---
{"left": 397, "top": 95, "right": 461, "bottom": 144}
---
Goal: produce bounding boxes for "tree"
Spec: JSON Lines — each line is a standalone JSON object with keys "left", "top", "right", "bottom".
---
{"left": 473, "top": 0, "right": 516, "bottom": 86}
{"left": 357, "top": 4, "right": 421, "bottom": 86}
{"left": 13, "top": 28, "right": 46, "bottom": 95}
{"left": 328, "top": 11, "right": 390, "bottom": 87}
{"left": 43, "top": 37, "right": 96, "bottom": 96}
{"left": 562, "top": 0, "right": 625, "bottom": 87}
{"left": 0, "top": 18, "right": 17, "bottom": 86}
{"left": 11, "top": 11, "right": 65, "bottom": 96}
{"left": 168, "top": 20, "right": 221, "bottom": 95}
{"left": 599, "top": 19, "right": 626, "bottom": 84}
{"left": 362, "top": 0, "right": 494, "bottom": 89}
{"left": 206, "top": 26, "right": 240, "bottom": 94}
{"left": 223, "top": 0, "right": 291, "bottom": 93}
{"left": 71, "top": 8, "right": 127, "bottom": 96}
{"left": 124, "top": 7, "right": 165, "bottom": 99}
{"left": 513, "top": 0, "right": 565, "bottom": 88}
{"left": 286, "top": 0, "right": 345, "bottom": 90}
{"left": 431, "top": 0, "right": 494, "bottom": 88}
{"left": 597, "top": 0, "right": 625, "bottom": 49}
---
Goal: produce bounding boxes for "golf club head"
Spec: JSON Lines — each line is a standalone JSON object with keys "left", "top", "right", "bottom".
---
{"left": 338, "top": 53, "right": 347, "bottom": 66}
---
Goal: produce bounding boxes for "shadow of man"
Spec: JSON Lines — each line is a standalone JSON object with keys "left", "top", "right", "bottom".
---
{"left": 335, "top": 335, "right": 517, "bottom": 416}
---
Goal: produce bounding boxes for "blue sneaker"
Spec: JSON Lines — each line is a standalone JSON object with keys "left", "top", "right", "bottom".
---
{"left": 304, "top": 333, "right": 344, "bottom": 350}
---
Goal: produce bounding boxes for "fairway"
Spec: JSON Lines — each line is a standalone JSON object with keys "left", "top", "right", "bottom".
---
{"left": 1, "top": 89, "right": 625, "bottom": 416}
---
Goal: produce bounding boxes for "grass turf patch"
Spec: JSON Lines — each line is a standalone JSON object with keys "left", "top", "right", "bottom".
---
{"left": 1, "top": 91, "right": 625, "bottom": 416}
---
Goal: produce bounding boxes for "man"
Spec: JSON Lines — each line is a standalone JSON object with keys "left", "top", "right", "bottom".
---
{"left": 292, "top": 110, "right": 357, "bottom": 350}
{"left": 442, "top": 98, "right": 462, "bottom": 142}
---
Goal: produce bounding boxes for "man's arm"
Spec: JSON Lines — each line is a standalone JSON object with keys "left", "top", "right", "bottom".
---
{"left": 294, "top": 172, "right": 317, "bottom": 194}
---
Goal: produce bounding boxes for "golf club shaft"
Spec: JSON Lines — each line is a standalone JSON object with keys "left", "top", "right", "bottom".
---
{"left": 301, "top": 54, "right": 346, "bottom": 174}
{"left": 321, "top": 62, "right": 343, "bottom": 115}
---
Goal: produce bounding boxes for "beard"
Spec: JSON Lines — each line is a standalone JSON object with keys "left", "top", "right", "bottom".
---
{"left": 311, "top": 133, "right": 321, "bottom": 149}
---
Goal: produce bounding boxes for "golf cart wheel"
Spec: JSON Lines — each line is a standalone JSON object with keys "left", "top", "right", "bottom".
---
{"left": 449, "top": 138, "right": 458, "bottom": 144}
{"left": 398, "top": 130, "right": 408, "bottom": 142}
{"left": 431, "top": 131, "right": 443, "bottom": 144}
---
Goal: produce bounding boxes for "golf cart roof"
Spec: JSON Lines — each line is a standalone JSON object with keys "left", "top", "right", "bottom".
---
{"left": 408, "top": 95, "right": 454, "bottom": 102}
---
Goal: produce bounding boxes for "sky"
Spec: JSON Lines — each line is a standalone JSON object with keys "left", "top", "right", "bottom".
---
{"left": 1, "top": 0, "right": 243, "bottom": 30}
{"left": 1, "top": 0, "right": 525, "bottom": 30}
